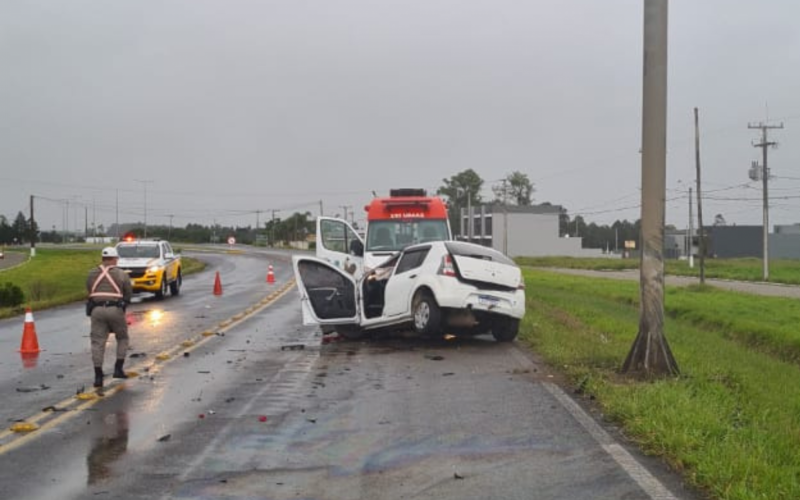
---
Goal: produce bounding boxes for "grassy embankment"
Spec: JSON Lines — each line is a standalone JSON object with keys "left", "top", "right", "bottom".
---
{"left": 0, "top": 248, "right": 206, "bottom": 319}
{"left": 520, "top": 268, "right": 800, "bottom": 500}
{"left": 517, "top": 256, "right": 800, "bottom": 285}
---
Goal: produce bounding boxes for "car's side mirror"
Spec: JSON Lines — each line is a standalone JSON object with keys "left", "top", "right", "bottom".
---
{"left": 350, "top": 240, "right": 364, "bottom": 257}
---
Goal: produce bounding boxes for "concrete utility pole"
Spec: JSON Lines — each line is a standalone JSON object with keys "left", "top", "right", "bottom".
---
{"left": 622, "top": 0, "right": 678, "bottom": 378}
{"left": 270, "top": 209, "right": 279, "bottom": 247}
{"left": 748, "top": 121, "right": 783, "bottom": 281}
{"left": 502, "top": 180, "right": 508, "bottom": 255}
{"left": 688, "top": 187, "right": 694, "bottom": 268}
{"left": 135, "top": 179, "right": 153, "bottom": 238}
{"left": 115, "top": 189, "right": 119, "bottom": 240}
{"left": 694, "top": 107, "right": 706, "bottom": 284}
{"left": 29, "top": 195, "right": 36, "bottom": 257}
{"left": 467, "top": 189, "right": 473, "bottom": 242}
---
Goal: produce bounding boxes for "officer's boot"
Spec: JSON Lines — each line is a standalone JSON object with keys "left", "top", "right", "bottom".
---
{"left": 93, "top": 367, "right": 104, "bottom": 388}
{"left": 113, "top": 359, "right": 128, "bottom": 379}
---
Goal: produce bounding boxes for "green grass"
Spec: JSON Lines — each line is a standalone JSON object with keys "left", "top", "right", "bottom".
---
{"left": 520, "top": 269, "right": 800, "bottom": 500}
{"left": 0, "top": 248, "right": 206, "bottom": 319}
{"left": 516, "top": 256, "right": 800, "bottom": 285}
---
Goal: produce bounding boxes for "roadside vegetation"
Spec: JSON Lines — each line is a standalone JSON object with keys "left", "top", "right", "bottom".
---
{"left": 519, "top": 268, "right": 800, "bottom": 500}
{"left": 0, "top": 248, "right": 206, "bottom": 319}
{"left": 516, "top": 255, "right": 800, "bottom": 285}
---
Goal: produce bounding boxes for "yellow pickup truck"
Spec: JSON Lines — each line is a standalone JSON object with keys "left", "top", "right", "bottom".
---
{"left": 115, "top": 239, "right": 182, "bottom": 299}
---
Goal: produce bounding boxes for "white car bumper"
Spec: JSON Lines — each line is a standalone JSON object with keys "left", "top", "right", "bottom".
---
{"left": 434, "top": 284, "right": 525, "bottom": 320}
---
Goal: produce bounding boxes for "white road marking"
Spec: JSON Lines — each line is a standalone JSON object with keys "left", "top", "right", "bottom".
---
{"left": 508, "top": 346, "right": 679, "bottom": 500}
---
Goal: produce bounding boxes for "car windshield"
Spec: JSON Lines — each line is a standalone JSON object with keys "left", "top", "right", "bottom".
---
{"left": 117, "top": 245, "right": 160, "bottom": 259}
{"left": 366, "top": 220, "right": 449, "bottom": 252}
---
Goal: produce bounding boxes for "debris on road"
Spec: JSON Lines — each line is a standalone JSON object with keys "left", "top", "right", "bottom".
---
{"left": 16, "top": 384, "right": 50, "bottom": 393}
{"left": 424, "top": 354, "right": 445, "bottom": 361}
{"left": 197, "top": 370, "right": 211, "bottom": 374}
{"left": 280, "top": 344, "right": 305, "bottom": 351}
{"left": 258, "top": 415, "right": 268, "bottom": 422}
{"left": 454, "top": 472, "right": 464, "bottom": 480}
{"left": 10, "top": 422, "right": 39, "bottom": 433}
{"left": 129, "top": 352, "right": 147, "bottom": 358}
{"left": 157, "top": 434, "right": 172, "bottom": 442}
{"left": 41, "top": 405, "right": 67, "bottom": 412}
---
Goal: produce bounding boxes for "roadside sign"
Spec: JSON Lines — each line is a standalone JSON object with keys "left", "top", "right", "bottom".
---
{"left": 227, "top": 236, "right": 236, "bottom": 246}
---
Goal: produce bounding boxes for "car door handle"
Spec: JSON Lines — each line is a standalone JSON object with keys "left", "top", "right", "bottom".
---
{"left": 408, "top": 274, "right": 417, "bottom": 279}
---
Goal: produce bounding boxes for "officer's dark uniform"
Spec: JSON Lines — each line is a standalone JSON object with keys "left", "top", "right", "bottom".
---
{"left": 86, "top": 248, "right": 132, "bottom": 387}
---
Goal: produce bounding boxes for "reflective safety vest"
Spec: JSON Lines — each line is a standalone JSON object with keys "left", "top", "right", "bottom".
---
{"left": 89, "top": 265, "right": 123, "bottom": 300}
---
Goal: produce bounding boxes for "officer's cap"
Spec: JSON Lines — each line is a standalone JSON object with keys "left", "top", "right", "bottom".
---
{"left": 101, "top": 247, "right": 119, "bottom": 258}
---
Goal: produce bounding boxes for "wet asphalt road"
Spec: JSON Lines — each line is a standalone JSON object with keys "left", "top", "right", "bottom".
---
{"left": 0, "top": 247, "right": 699, "bottom": 500}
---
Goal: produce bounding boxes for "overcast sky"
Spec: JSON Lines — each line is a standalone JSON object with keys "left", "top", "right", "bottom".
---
{"left": 1, "top": 0, "right": 798, "bottom": 235}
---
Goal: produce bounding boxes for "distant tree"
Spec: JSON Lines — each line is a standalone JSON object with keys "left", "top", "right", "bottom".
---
{"left": 713, "top": 214, "right": 727, "bottom": 226}
{"left": 11, "top": 212, "right": 28, "bottom": 243}
{"left": 492, "top": 171, "right": 535, "bottom": 206}
{"left": 437, "top": 169, "right": 484, "bottom": 237}
{"left": 0, "top": 215, "right": 12, "bottom": 244}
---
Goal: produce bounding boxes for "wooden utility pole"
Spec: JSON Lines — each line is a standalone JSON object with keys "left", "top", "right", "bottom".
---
{"left": 694, "top": 107, "right": 706, "bottom": 284}
{"left": 622, "top": 0, "right": 679, "bottom": 378}
{"left": 748, "top": 121, "right": 783, "bottom": 281}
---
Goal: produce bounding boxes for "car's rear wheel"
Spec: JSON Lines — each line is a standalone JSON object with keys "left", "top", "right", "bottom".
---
{"left": 155, "top": 273, "right": 168, "bottom": 300}
{"left": 170, "top": 270, "right": 182, "bottom": 296}
{"left": 412, "top": 291, "right": 441, "bottom": 335}
{"left": 491, "top": 316, "right": 520, "bottom": 342}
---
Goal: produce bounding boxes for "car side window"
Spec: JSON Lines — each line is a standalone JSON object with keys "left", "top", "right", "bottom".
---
{"left": 395, "top": 248, "right": 429, "bottom": 275}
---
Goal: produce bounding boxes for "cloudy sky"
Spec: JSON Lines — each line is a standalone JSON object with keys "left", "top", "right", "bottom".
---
{"left": 1, "top": 0, "right": 798, "bottom": 235}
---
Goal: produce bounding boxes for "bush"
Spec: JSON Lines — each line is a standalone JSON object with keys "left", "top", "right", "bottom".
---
{"left": 0, "top": 282, "right": 25, "bottom": 308}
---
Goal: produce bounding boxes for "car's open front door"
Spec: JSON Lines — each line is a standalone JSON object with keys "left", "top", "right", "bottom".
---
{"left": 316, "top": 217, "right": 364, "bottom": 278}
{"left": 292, "top": 255, "right": 360, "bottom": 326}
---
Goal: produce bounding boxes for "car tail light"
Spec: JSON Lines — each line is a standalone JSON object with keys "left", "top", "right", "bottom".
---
{"left": 517, "top": 280, "right": 526, "bottom": 290}
{"left": 439, "top": 254, "right": 457, "bottom": 277}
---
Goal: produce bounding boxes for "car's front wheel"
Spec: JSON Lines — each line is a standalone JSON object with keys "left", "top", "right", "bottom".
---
{"left": 170, "top": 270, "right": 182, "bottom": 296}
{"left": 412, "top": 291, "right": 441, "bottom": 335}
{"left": 155, "top": 273, "right": 168, "bottom": 300}
{"left": 491, "top": 316, "right": 520, "bottom": 342}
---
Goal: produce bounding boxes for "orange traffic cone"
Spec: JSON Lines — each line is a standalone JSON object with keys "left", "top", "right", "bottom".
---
{"left": 19, "top": 308, "right": 41, "bottom": 354}
{"left": 266, "top": 264, "right": 275, "bottom": 284}
{"left": 213, "top": 271, "right": 223, "bottom": 296}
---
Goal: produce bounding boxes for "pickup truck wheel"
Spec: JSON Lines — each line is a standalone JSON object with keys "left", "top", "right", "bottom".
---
{"left": 412, "top": 291, "right": 441, "bottom": 335}
{"left": 170, "top": 270, "right": 181, "bottom": 296}
{"left": 491, "top": 316, "right": 520, "bottom": 342}
{"left": 155, "top": 273, "right": 168, "bottom": 300}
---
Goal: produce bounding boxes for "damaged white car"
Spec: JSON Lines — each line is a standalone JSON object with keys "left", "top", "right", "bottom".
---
{"left": 292, "top": 240, "right": 526, "bottom": 341}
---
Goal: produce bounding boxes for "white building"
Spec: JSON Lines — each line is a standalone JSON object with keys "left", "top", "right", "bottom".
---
{"left": 460, "top": 204, "right": 606, "bottom": 258}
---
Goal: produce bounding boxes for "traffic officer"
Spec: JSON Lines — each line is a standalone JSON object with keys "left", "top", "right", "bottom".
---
{"left": 86, "top": 247, "right": 133, "bottom": 388}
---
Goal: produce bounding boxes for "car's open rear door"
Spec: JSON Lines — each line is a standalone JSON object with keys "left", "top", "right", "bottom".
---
{"left": 292, "top": 255, "right": 360, "bottom": 326}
